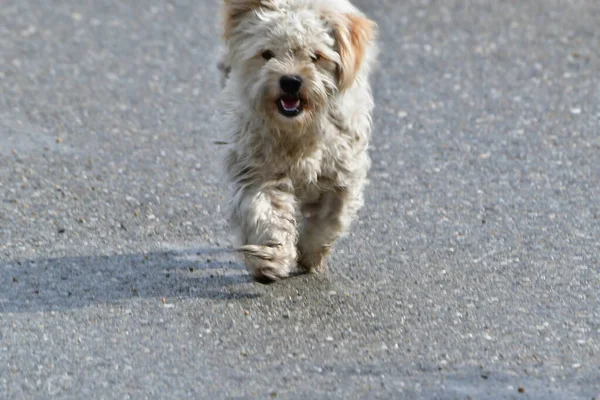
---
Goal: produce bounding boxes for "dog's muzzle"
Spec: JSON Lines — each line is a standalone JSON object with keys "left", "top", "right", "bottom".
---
{"left": 277, "top": 75, "right": 303, "bottom": 118}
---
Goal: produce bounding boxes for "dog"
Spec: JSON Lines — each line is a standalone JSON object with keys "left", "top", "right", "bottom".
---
{"left": 218, "top": 0, "right": 378, "bottom": 283}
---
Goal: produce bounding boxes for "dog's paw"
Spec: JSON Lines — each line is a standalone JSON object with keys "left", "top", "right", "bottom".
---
{"left": 237, "top": 243, "right": 294, "bottom": 284}
{"left": 297, "top": 246, "right": 331, "bottom": 274}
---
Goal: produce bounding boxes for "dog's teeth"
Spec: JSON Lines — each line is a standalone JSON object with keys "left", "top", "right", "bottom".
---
{"left": 281, "top": 99, "right": 300, "bottom": 111}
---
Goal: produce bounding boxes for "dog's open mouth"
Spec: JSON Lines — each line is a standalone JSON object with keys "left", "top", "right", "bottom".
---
{"left": 277, "top": 94, "right": 303, "bottom": 117}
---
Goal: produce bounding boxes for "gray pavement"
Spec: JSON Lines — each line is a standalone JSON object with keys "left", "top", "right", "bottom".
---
{"left": 1, "top": 0, "right": 599, "bottom": 398}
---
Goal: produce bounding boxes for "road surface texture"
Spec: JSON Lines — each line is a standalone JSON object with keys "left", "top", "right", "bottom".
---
{"left": 1, "top": 0, "right": 599, "bottom": 399}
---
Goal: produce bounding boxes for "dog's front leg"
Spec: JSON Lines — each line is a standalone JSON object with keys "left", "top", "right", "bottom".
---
{"left": 298, "top": 184, "right": 364, "bottom": 273}
{"left": 232, "top": 183, "right": 297, "bottom": 283}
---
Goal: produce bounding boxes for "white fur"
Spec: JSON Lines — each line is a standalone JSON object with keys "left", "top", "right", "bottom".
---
{"left": 219, "top": 0, "right": 378, "bottom": 283}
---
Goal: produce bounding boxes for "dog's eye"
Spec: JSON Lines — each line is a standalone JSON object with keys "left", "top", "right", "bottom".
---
{"left": 261, "top": 50, "right": 275, "bottom": 60}
{"left": 311, "top": 53, "right": 322, "bottom": 62}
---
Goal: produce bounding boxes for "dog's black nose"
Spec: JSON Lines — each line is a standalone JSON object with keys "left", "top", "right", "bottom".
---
{"left": 280, "top": 75, "right": 302, "bottom": 94}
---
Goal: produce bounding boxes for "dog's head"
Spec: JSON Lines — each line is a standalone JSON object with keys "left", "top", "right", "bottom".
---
{"left": 223, "top": 0, "right": 376, "bottom": 128}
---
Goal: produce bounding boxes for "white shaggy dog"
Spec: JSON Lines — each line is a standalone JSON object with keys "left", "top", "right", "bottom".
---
{"left": 219, "top": 0, "right": 377, "bottom": 283}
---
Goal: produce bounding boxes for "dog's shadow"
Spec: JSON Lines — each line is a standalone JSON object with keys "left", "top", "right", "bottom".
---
{"left": 1, "top": 247, "right": 264, "bottom": 313}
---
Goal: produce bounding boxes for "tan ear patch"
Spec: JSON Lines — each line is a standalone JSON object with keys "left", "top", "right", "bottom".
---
{"left": 333, "top": 13, "right": 376, "bottom": 91}
{"left": 222, "top": 0, "right": 264, "bottom": 39}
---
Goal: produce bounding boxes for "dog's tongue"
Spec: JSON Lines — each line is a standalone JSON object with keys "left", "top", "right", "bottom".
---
{"left": 281, "top": 96, "right": 300, "bottom": 110}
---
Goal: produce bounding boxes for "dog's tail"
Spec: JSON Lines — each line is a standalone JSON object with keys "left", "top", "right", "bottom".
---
{"left": 217, "top": 46, "right": 231, "bottom": 89}
{"left": 217, "top": 60, "right": 231, "bottom": 89}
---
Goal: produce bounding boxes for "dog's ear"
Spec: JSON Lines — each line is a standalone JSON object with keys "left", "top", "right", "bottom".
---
{"left": 222, "top": 0, "right": 274, "bottom": 39}
{"left": 328, "top": 13, "right": 376, "bottom": 91}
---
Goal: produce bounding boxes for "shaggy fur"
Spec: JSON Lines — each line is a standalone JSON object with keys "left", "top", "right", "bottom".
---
{"left": 218, "top": 0, "right": 377, "bottom": 283}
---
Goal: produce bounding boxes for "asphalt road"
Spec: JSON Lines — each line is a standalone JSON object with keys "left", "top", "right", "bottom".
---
{"left": 1, "top": 0, "right": 599, "bottom": 399}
